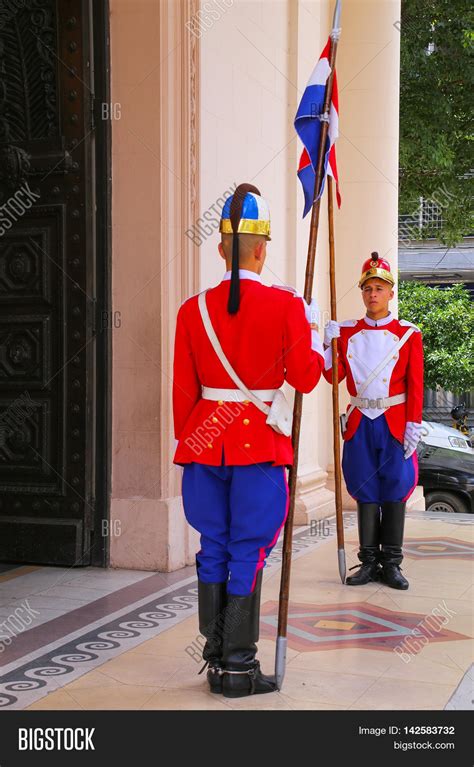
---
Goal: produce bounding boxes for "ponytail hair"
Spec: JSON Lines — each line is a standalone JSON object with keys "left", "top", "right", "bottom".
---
{"left": 227, "top": 182, "right": 261, "bottom": 314}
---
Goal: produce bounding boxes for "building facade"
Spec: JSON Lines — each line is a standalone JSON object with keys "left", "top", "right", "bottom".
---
{"left": 108, "top": 0, "right": 415, "bottom": 571}
{"left": 0, "top": 0, "right": 421, "bottom": 572}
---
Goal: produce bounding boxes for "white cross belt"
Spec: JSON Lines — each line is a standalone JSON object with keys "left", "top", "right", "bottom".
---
{"left": 350, "top": 392, "right": 407, "bottom": 410}
{"left": 201, "top": 386, "right": 279, "bottom": 403}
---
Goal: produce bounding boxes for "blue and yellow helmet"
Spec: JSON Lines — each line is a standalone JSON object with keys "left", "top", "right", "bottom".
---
{"left": 219, "top": 191, "right": 271, "bottom": 240}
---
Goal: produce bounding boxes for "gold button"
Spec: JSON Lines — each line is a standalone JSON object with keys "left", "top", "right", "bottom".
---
{"left": 393, "top": 355, "right": 397, "bottom": 359}
{"left": 243, "top": 418, "right": 250, "bottom": 425}
{"left": 349, "top": 338, "right": 353, "bottom": 343}
{"left": 207, "top": 443, "right": 213, "bottom": 449}
{"left": 244, "top": 443, "right": 251, "bottom": 449}
{"left": 348, "top": 354, "right": 352, "bottom": 358}
{"left": 217, "top": 400, "right": 224, "bottom": 406}
{"left": 212, "top": 417, "right": 218, "bottom": 423}
{"left": 383, "top": 378, "right": 387, "bottom": 382}
{"left": 361, "top": 330, "right": 365, "bottom": 334}
{"left": 244, "top": 400, "right": 250, "bottom": 405}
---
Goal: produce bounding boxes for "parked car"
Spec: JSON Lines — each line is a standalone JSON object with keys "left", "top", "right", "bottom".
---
{"left": 417, "top": 421, "right": 474, "bottom": 514}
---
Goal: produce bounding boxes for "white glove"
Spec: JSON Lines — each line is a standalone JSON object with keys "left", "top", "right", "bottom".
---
{"left": 404, "top": 421, "right": 422, "bottom": 459}
{"left": 295, "top": 296, "right": 323, "bottom": 355}
{"left": 302, "top": 297, "right": 320, "bottom": 330}
{"left": 324, "top": 320, "right": 340, "bottom": 346}
{"left": 292, "top": 294, "right": 323, "bottom": 355}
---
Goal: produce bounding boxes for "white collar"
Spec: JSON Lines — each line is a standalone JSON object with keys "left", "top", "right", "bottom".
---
{"left": 364, "top": 312, "right": 393, "bottom": 327}
{"left": 222, "top": 269, "right": 262, "bottom": 283}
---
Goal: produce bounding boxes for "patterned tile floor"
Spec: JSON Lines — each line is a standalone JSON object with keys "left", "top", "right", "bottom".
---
{"left": 0, "top": 510, "right": 472, "bottom": 710}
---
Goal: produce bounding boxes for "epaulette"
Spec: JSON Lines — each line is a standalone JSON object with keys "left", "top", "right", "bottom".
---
{"left": 179, "top": 289, "right": 203, "bottom": 308}
{"left": 271, "top": 283, "right": 299, "bottom": 295}
{"left": 339, "top": 319, "right": 358, "bottom": 327}
{"left": 399, "top": 319, "right": 421, "bottom": 332}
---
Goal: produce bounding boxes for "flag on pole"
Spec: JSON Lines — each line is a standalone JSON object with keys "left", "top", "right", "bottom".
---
{"left": 295, "top": 38, "right": 341, "bottom": 217}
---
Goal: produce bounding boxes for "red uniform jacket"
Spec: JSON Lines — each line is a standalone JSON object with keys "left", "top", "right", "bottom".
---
{"left": 173, "top": 275, "right": 324, "bottom": 467}
{"left": 323, "top": 315, "right": 424, "bottom": 443}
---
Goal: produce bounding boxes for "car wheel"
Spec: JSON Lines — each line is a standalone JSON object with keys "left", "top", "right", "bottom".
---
{"left": 425, "top": 492, "right": 468, "bottom": 514}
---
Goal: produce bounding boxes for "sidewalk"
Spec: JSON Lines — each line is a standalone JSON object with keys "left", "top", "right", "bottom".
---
{"left": 0, "top": 510, "right": 471, "bottom": 711}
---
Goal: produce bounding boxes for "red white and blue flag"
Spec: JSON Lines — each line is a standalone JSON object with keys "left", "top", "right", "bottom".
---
{"left": 295, "top": 38, "right": 341, "bottom": 217}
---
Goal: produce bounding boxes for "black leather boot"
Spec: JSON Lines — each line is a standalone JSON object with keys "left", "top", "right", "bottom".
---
{"left": 197, "top": 579, "right": 227, "bottom": 693}
{"left": 221, "top": 571, "right": 277, "bottom": 698}
{"left": 380, "top": 501, "right": 409, "bottom": 590}
{"left": 346, "top": 503, "right": 381, "bottom": 585}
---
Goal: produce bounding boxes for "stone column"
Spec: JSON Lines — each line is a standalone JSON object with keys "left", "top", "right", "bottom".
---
{"left": 109, "top": 0, "right": 201, "bottom": 570}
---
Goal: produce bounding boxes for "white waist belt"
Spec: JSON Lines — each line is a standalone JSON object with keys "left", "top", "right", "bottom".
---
{"left": 202, "top": 386, "right": 279, "bottom": 403}
{"left": 350, "top": 393, "right": 406, "bottom": 410}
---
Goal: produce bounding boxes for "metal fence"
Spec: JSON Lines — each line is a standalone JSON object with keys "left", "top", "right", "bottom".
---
{"left": 399, "top": 197, "right": 446, "bottom": 242}
{"left": 423, "top": 388, "right": 473, "bottom": 427}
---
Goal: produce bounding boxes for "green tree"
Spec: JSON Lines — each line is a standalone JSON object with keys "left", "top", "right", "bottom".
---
{"left": 399, "top": 0, "right": 473, "bottom": 245}
{"left": 398, "top": 280, "right": 474, "bottom": 392}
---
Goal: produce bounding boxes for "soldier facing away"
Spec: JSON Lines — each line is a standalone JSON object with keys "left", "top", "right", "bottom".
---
{"left": 172, "top": 182, "right": 325, "bottom": 697}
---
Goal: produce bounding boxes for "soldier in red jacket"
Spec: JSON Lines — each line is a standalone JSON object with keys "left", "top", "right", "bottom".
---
{"left": 323, "top": 253, "right": 424, "bottom": 590}
{"left": 173, "top": 182, "right": 324, "bottom": 697}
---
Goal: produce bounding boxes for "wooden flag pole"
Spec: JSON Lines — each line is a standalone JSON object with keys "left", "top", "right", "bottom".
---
{"left": 328, "top": 174, "right": 346, "bottom": 583}
{"left": 275, "top": 0, "right": 342, "bottom": 691}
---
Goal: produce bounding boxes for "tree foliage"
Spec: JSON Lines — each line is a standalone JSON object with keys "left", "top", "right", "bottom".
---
{"left": 398, "top": 280, "right": 474, "bottom": 392}
{"left": 399, "top": 0, "right": 473, "bottom": 245}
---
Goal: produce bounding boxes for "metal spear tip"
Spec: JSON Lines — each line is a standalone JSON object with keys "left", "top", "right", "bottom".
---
{"left": 275, "top": 636, "right": 287, "bottom": 691}
{"left": 332, "top": 0, "right": 342, "bottom": 29}
{"left": 338, "top": 547, "right": 346, "bottom": 584}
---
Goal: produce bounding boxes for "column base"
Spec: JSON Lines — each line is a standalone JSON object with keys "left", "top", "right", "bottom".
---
{"left": 406, "top": 485, "right": 426, "bottom": 512}
{"left": 294, "top": 468, "right": 336, "bottom": 525}
{"left": 109, "top": 495, "right": 199, "bottom": 571}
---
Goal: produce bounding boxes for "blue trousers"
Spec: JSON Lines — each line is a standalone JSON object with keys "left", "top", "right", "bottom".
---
{"left": 342, "top": 414, "right": 418, "bottom": 504}
{"left": 182, "top": 461, "right": 289, "bottom": 596}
